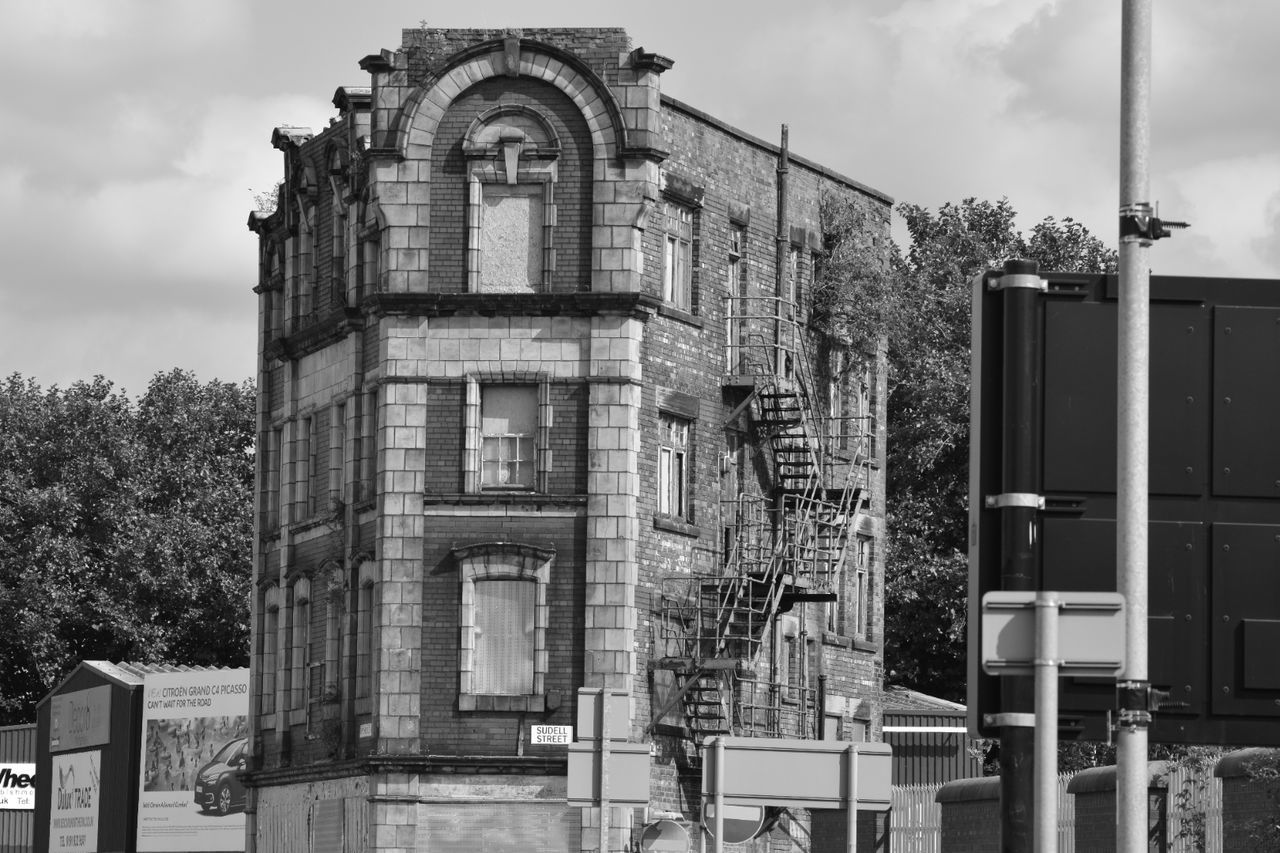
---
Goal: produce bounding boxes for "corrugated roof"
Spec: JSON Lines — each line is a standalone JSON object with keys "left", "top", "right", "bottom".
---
{"left": 883, "top": 685, "right": 967, "bottom": 712}
{"left": 37, "top": 661, "right": 244, "bottom": 706}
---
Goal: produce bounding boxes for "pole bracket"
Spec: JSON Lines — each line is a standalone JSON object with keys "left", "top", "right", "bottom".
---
{"left": 983, "top": 712, "right": 1036, "bottom": 728}
{"left": 984, "top": 492, "right": 1045, "bottom": 510}
{"left": 988, "top": 273, "right": 1047, "bottom": 292}
{"left": 1116, "top": 680, "right": 1153, "bottom": 729}
{"left": 1120, "top": 202, "right": 1189, "bottom": 244}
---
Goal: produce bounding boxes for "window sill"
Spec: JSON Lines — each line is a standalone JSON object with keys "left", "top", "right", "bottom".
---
{"left": 653, "top": 514, "right": 702, "bottom": 538}
{"left": 851, "top": 637, "right": 877, "bottom": 654}
{"left": 458, "top": 694, "right": 547, "bottom": 713}
{"left": 656, "top": 303, "right": 703, "bottom": 328}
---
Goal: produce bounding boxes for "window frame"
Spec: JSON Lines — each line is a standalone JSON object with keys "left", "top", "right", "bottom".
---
{"left": 259, "top": 584, "right": 281, "bottom": 721}
{"left": 657, "top": 412, "right": 692, "bottom": 522}
{"left": 461, "top": 105, "right": 561, "bottom": 294}
{"left": 455, "top": 543, "right": 554, "bottom": 712}
{"left": 661, "top": 200, "right": 695, "bottom": 311}
{"left": 289, "top": 577, "right": 311, "bottom": 722}
{"left": 465, "top": 377, "right": 550, "bottom": 494}
{"left": 354, "top": 559, "right": 377, "bottom": 712}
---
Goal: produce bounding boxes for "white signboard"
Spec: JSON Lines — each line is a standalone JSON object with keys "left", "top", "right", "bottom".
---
{"left": 531, "top": 725, "right": 572, "bottom": 745}
{"left": 0, "top": 763, "right": 35, "bottom": 810}
{"left": 136, "top": 668, "right": 249, "bottom": 852}
{"left": 50, "top": 751, "right": 99, "bottom": 853}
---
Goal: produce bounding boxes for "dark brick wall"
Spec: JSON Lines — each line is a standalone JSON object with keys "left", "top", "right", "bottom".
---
{"left": 428, "top": 76, "right": 593, "bottom": 293}
{"left": 939, "top": 798, "right": 1001, "bottom": 853}
{"left": 424, "top": 383, "right": 464, "bottom": 494}
{"left": 402, "top": 28, "right": 632, "bottom": 87}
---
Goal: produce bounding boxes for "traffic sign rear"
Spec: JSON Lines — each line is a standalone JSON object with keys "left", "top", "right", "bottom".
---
{"left": 970, "top": 271, "right": 1280, "bottom": 745}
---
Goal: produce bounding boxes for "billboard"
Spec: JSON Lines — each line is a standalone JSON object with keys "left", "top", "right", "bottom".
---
{"left": 0, "top": 762, "right": 36, "bottom": 810}
{"left": 136, "top": 669, "right": 249, "bottom": 852}
{"left": 50, "top": 751, "right": 99, "bottom": 853}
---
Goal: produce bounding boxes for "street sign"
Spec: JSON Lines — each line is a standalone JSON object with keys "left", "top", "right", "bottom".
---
{"left": 970, "top": 271, "right": 1280, "bottom": 744}
{"left": 700, "top": 738, "right": 891, "bottom": 811}
{"left": 531, "top": 725, "right": 572, "bottom": 745}
{"left": 982, "top": 591, "right": 1126, "bottom": 677}
{"left": 565, "top": 742, "right": 651, "bottom": 806}
{"left": 640, "top": 819, "right": 691, "bottom": 852}
{"left": 702, "top": 805, "right": 766, "bottom": 844}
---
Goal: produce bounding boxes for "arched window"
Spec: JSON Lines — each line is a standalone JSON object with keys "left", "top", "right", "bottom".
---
{"left": 290, "top": 577, "right": 311, "bottom": 718}
{"left": 454, "top": 543, "right": 553, "bottom": 712}
{"left": 259, "top": 584, "right": 281, "bottom": 718}
{"left": 355, "top": 559, "right": 378, "bottom": 705}
{"left": 461, "top": 105, "right": 561, "bottom": 293}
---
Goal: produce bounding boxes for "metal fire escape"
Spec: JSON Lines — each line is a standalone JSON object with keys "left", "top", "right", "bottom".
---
{"left": 650, "top": 291, "right": 873, "bottom": 749}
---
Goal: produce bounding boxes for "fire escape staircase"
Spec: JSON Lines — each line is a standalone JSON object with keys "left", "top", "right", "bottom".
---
{"left": 652, "top": 303, "right": 871, "bottom": 749}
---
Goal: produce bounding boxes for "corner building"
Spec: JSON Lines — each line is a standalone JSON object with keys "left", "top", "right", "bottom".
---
{"left": 247, "top": 26, "right": 891, "bottom": 853}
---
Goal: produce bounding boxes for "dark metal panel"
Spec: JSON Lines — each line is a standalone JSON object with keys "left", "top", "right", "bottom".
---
{"left": 1213, "top": 306, "right": 1280, "bottom": 497}
{"left": 883, "top": 711, "right": 978, "bottom": 785}
{"left": 1043, "top": 301, "right": 1208, "bottom": 496}
{"left": 1212, "top": 523, "right": 1280, "bottom": 716}
{"left": 1040, "top": 518, "right": 1207, "bottom": 724}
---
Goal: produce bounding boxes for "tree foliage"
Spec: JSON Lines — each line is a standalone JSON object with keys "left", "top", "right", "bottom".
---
{"left": 0, "top": 370, "right": 254, "bottom": 724}
{"left": 884, "top": 198, "right": 1117, "bottom": 700}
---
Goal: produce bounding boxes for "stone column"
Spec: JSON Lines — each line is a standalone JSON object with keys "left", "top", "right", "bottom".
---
{"left": 373, "top": 376, "right": 427, "bottom": 755}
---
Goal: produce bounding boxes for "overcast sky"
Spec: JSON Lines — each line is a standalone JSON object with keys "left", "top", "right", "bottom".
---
{"left": 4, "top": 0, "right": 1278, "bottom": 394}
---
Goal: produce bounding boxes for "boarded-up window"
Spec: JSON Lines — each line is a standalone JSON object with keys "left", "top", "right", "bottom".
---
{"left": 473, "top": 579, "right": 536, "bottom": 695}
{"left": 480, "top": 184, "right": 543, "bottom": 293}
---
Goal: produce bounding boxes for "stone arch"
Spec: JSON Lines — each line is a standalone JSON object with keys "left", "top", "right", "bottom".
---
{"left": 394, "top": 38, "right": 626, "bottom": 164}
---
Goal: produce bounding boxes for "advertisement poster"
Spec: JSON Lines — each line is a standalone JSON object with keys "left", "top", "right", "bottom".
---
{"left": 50, "top": 751, "right": 99, "bottom": 853}
{"left": 136, "top": 668, "right": 249, "bottom": 852}
{"left": 0, "top": 762, "right": 36, "bottom": 810}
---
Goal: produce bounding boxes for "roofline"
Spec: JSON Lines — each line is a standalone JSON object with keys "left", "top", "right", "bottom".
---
{"left": 660, "top": 94, "right": 894, "bottom": 206}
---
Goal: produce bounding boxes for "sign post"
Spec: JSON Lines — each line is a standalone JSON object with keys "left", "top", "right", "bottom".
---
{"left": 982, "top": 591, "right": 1126, "bottom": 853}
{"left": 700, "top": 737, "right": 891, "bottom": 853}
{"left": 566, "top": 689, "right": 649, "bottom": 852}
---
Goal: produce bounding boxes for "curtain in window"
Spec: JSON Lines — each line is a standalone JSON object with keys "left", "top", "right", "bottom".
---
{"left": 474, "top": 579, "right": 536, "bottom": 694}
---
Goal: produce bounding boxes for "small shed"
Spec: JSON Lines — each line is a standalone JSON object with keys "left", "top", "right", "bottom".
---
{"left": 0, "top": 723, "right": 36, "bottom": 853}
{"left": 882, "top": 686, "right": 983, "bottom": 785}
{"left": 34, "top": 661, "right": 149, "bottom": 853}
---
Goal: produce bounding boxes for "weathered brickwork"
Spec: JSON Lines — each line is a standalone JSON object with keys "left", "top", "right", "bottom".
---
{"left": 247, "top": 24, "right": 892, "bottom": 853}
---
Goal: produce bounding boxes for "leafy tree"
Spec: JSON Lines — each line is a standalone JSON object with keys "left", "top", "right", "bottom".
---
{"left": 883, "top": 199, "right": 1117, "bottom": 700}
{"left": 0, "top": 370, "right": 254, "bottom": 724}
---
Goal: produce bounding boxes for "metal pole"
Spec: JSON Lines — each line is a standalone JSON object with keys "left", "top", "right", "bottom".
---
{"left": 713, "top": 737, "right": 725, "bottom": 853}
{"left": 997, "top": 258, "right": 1043, "bottom": 853}
{"left": 775, "top": 124, "right": 790, "bottom": 377}
{"left": 1034, "top": 593, "right": 1060, "bottom": 853}
{"left": 1118, "top": 1, "right": 1152, "bottom": 851}
{"left": 599, "top": 691, "right": 611, "bottom": 853}
{"left": 846, "top": 744, "right": 859, "bottom": 853}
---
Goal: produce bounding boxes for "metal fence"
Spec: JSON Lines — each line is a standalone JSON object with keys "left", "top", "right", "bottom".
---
{"left": 1167, "top": 763, "right": 1223, "bottom": 853}
{"left": 890, "top": 764, "right": 1223, "bottom": 853}
{"left": 889, "top": 775, "right": 1075, "bottom": 853}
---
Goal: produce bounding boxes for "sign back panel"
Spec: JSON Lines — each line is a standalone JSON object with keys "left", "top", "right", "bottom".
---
{"left": 969, "top": 272, "right": 1280, "bottom": 745}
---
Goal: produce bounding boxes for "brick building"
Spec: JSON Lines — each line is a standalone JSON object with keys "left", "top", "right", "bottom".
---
{"left": 246, "top": 26, "right": 892, "bottom": 852}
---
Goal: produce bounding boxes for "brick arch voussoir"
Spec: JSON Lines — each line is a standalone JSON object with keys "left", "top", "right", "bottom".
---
{"left": 395, "top": 46, "right": 623, "bottom": 164}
